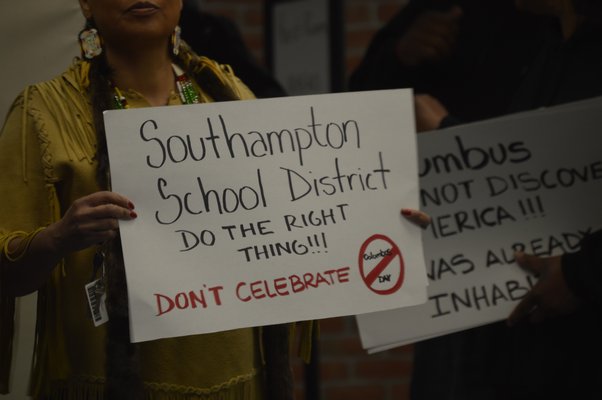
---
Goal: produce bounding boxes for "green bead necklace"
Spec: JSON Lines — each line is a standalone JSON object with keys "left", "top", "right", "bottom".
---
{"left": 112, "top": 64, "right": 199, "bottom": 109}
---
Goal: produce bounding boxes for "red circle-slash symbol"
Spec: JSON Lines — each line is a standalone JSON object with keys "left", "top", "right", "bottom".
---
{"left": 359, "top": 234, "right": 404, "bottom": 295}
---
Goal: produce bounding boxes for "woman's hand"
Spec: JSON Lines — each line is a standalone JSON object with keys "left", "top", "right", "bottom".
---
{"left": 47, "top": 191, "right": 137, "bottom": 254}
{"left": 507, "top": 252, "right": 581, "bottom": 326}
{"left": 5, "top": 191, "right": 137, "bottom": 296}
{"left": 401, "top": 208, "right": 431, "bottom": 229}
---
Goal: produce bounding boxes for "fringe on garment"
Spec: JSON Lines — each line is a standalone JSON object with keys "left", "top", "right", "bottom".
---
{"left": 0, "top": 80, "right": 73, "bottom": 395}
{"left": 45, "top": 373, "right": 258, "bottom": 400}
{"left": 30, "top": 80, "right": 76, "bottom": 394}
{"left": 0, "top": 90, "right": 30, "bottom": 393}
{"left": 31, "top": 78, "right": 97, "bottom": 165}
{"left": 0, "top": 263, "right": 15, "bottom": 394}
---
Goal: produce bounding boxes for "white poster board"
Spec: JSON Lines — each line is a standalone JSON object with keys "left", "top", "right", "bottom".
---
{"left": 104, "top": 89, "right": 429, "bottom": 343}
{"left": 357, "top": 98, "right": 602, "bottom": 352}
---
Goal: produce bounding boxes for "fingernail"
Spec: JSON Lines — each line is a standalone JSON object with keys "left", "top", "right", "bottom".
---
{"left": 130, "top": 211, "right": 138, "bottom": 219}
{"left": 128, "top": 201, "right": 135, "bottom": 210}
{"left": 401, "top": 209, "right": 412, "bottom": 216}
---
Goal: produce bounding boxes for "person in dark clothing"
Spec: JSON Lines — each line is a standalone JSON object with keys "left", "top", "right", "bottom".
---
{"left": 349, "top": 0, "right": 548, "bottom": 123}
{"left": 415, "top": 0, "right": 602, "bottom": 129}
{"left": 351, "top": 0, "right": 602, "bottom": 399}
{"left": 179, "top": 0, "right": 286, "bottom": 98}
{"left": 504, "top": 0, "right": 602, "bottom": 327}
{"left": 415, "top": 1, "right": 602, "bottom": 399}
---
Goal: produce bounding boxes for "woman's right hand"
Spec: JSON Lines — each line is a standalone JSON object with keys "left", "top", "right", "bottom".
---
{"left": 4, "top": 191, "right": 137, "bottom": 296}
{"left": 48, "top": 191, "right": 137, "bottom": 254}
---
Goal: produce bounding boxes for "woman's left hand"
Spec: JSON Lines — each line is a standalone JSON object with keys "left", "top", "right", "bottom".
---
{"left": 401, "top": 208, "right": 431, "bottom": 228}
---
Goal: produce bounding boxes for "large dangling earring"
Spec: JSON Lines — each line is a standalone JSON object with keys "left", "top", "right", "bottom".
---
{"left": 171, "top": 26, "right": 181, "bottom": 56}
{"left": 79, "top": 23, "right": 103, "bottom": 59}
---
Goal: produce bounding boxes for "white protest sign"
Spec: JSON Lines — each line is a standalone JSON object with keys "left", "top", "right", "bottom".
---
{"left": 104, "top": 89, "right": 428, "bottom": 343}
{"left": 356, "top": 98, "right": 602, "bottom": 351}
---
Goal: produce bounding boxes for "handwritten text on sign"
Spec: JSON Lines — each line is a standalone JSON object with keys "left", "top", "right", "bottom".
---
{"left": 356, "top": 99, "right": 602, "bottom": 351}
{"left": 104, "top": 89, "right": 428, "bottom": 342}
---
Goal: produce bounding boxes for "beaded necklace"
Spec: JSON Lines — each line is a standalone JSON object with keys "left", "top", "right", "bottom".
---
{"left": 111, "top": 64, "right": 199, "bottom": 109}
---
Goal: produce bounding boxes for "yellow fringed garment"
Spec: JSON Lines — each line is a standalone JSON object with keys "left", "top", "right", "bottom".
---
{"left": 0, "top": 58, "right": 313, "bottom": 399}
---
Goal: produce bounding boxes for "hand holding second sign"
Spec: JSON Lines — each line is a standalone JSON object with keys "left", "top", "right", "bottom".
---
{"left": 397, "top": 209, "right": 583, "bottom": 325}
{"left": 49, "top": 191, "right": 137, "bottom": 253}
{"left": 507, "top": 252, "right": 581, "bottom": 326}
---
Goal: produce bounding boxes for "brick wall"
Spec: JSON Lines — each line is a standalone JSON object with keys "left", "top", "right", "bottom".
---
{"left": 306, "top": 316, "right": 414, "bottom": 400}
{"left": 199, "top": 0, "right": 265, "bottom": 62}
{"left": 195, "top": 1, "right": 413, "bottom": 399}
{"left": 199, "top": 0, "right": 408, "bottom": 81}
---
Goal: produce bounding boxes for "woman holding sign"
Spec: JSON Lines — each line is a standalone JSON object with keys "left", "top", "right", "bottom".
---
{"left": 0, "top": 0, "right": 309, "bottom": 399}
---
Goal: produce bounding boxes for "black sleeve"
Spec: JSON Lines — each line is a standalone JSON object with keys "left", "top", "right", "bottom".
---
{"left": 349, "top": 0, "right": 546, "bottom": 123}
{"left": 438, "top": 114, "right": 463, "bottom": 129}
{"left": 562, "top": 230, "right": 602, "bottom": 312}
